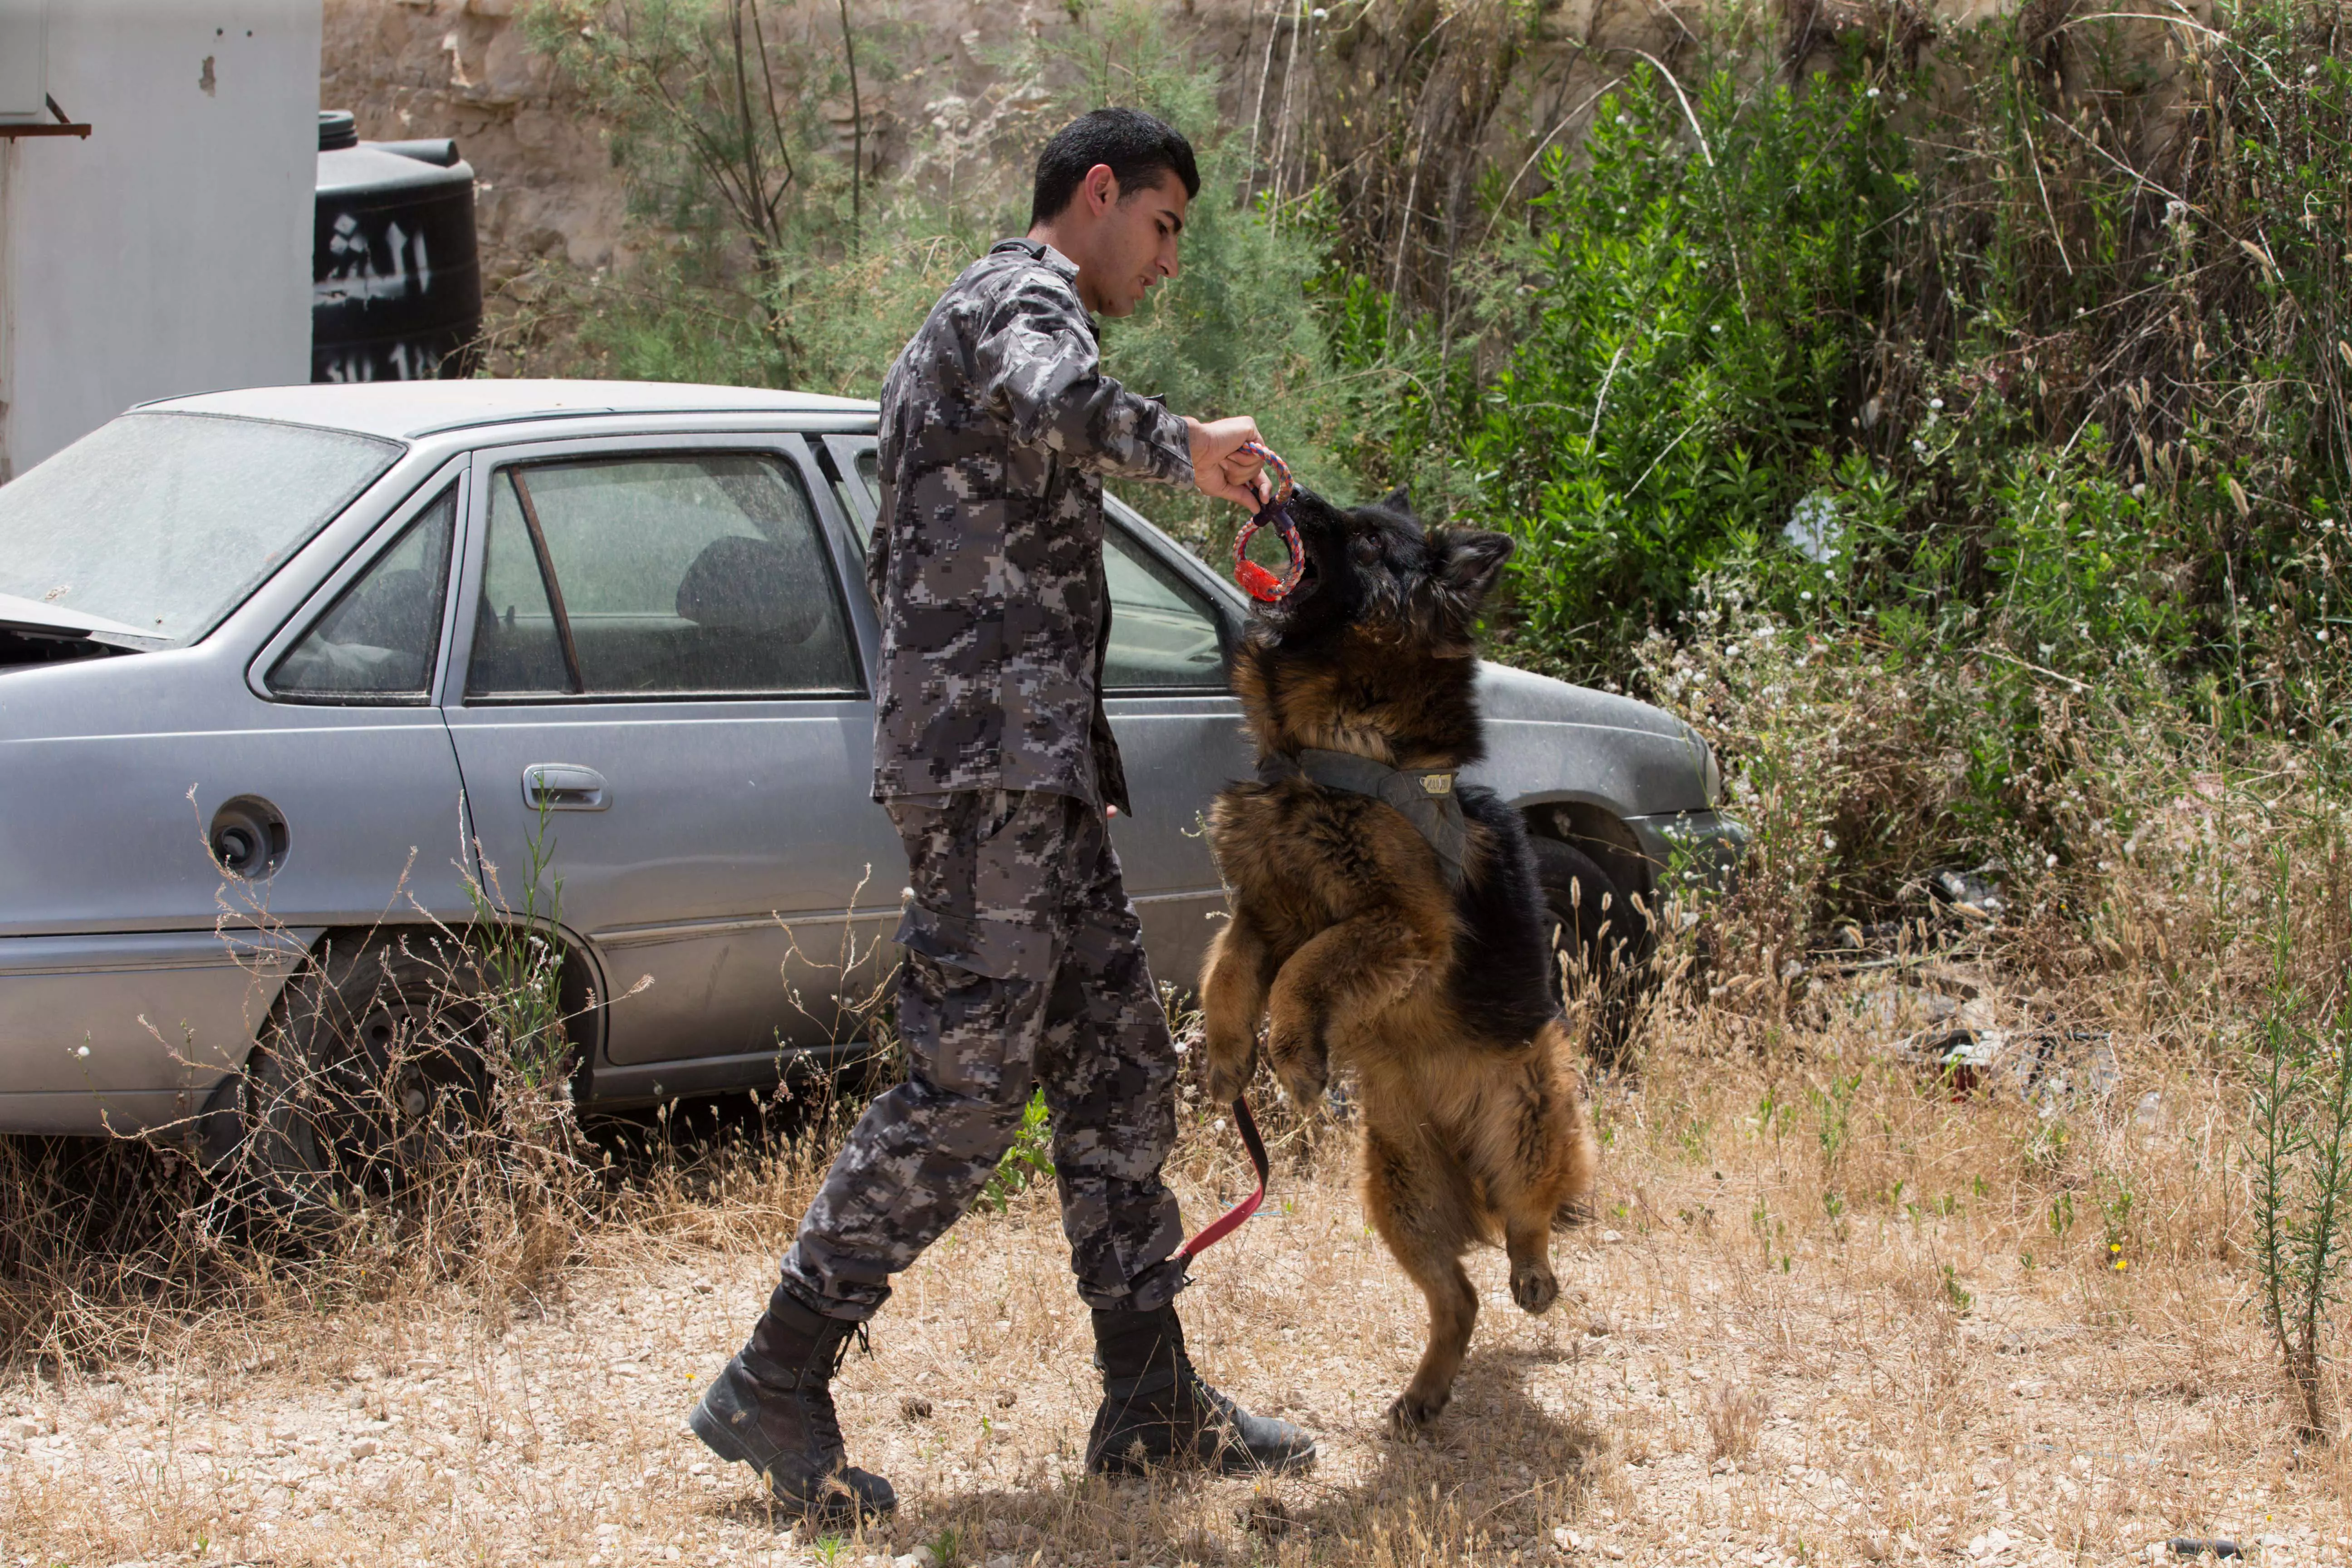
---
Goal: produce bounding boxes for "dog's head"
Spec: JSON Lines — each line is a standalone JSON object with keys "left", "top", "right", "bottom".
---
{"left": 1232, "top": 487, "right": 1513, "bottom": 764}
{"left": 1250, "top": 486, "right": 1513, "bottom": 658}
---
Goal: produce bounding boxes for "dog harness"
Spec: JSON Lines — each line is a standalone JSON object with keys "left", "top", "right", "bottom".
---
{"left": 1258, "top": 748, "right": 1469, "bottom": 890}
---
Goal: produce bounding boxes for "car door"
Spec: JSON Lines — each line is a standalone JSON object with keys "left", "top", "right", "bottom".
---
{"left": 0, "top": 463, "right": 475, "bottom": 1120}
{"left": 813, "top": 435, "right": 880, "bottom": 549}
{"left": 825, "top": 440, "right": 1251, "bottom": 995}
{"left": 1096, "top": 512, "right": 1255, "bottom": 991}
{"left": 441, "top": 435, "right": 901, "bottom": 1093}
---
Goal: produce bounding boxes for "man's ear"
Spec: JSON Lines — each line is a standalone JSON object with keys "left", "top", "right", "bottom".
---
{"left": 1083, "top": 162, "right": 1120, "bottom": 215}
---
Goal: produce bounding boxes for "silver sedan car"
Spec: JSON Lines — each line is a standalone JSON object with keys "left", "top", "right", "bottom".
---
{"left": 0, "top": 382, "right": 1744, "bottom": 1150}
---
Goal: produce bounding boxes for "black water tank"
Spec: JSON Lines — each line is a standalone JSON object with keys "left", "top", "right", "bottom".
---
{"left": 313, "top": 109, "right": 483, "bottom": 382}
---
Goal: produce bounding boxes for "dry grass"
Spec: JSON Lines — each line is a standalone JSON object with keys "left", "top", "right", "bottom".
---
{"left": 6, "top": 966, "right": 2352, "bottom": 1568}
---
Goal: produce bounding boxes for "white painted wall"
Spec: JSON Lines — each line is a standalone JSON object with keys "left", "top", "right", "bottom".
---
{"left": 0, "top": 0, "right": 320, "bottom": 480}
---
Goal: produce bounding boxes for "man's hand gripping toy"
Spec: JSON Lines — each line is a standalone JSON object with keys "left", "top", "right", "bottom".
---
{"left": 1230, "top": 441, "right": 1304, "bottom": 604}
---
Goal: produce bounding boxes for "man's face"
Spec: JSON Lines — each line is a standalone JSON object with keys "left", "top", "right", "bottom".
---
{"left": 1089, "top": 170, "right": 1187, "bottom": 318}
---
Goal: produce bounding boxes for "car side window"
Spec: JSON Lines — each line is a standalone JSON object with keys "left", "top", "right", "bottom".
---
{"left": 465, "top": 453, "right": 861, "bottom": 699}
{"left": 465, "top": 473, "right": 571, "bottom": 696}
{"left": 267, "top": 484, "right": 456, "bottom": 702}
{"left": 830, "top": 444, "right": 880, "bottom": 575}
{"left": 1102, "top": 525, "right": 1227, "bottom": 692}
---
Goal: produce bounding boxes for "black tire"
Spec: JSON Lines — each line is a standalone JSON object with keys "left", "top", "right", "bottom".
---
{"left": 1528, "top": 837, "right": 1652, "bottom": 1068}
{"left": 230, "top": 936, "right": 495, "bottom": 1238}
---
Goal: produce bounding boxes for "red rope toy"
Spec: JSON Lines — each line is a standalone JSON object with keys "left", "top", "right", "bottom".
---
{"left": 1230, "top": 441, "right": 1303, "bottom": 604}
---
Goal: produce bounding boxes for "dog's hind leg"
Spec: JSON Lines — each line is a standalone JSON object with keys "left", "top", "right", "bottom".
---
{"left": 1199, "top": 909, "right": 1277, "bottom": 1103}
{"left": 1493, "top": 1033, "right": 1598, "bottom": 1308}
{"left": 1493, "top": 1083, "right": 1567, "bottom": 1315}
{"left": 1502, "top": 1209, "right": 1559, "bottom": 1316}
{"left": 1362, "top": 1127, "right": 1479, "bottom": 1436}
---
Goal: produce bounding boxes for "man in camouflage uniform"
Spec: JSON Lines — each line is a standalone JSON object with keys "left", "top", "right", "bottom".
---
{"left": 690, "top": 108, "right": 1316, "bottom": 1521}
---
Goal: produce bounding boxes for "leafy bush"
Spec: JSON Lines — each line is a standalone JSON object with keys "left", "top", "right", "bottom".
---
{"left": 1462, "top": 56, "right": 1909, "bottom": 672}
{"left": 523, "top": 0, "right": 862, "bottom": 382}
{"left": 522, "top": 0, "right": 1342, "bottom": 549}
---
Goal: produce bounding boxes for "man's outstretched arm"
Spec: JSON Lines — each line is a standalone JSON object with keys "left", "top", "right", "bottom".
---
{"left": 977, "top": 279, "right": 1269, "bottom": 510}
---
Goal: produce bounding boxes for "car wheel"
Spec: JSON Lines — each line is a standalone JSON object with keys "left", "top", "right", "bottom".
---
{"left": 233, "top": 936, "right": 494, "bottom": 1236}
{"left": 1528, "top": 836, "right": 1652, "bottom": 1068}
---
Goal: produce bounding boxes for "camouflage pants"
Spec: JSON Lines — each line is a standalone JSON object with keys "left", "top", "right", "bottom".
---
{"left": 776, "top": 789, "right": 1187, "bottom": 1320}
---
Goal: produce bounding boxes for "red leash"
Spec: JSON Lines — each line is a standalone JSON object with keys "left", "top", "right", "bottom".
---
{"left": 1175, "top": 1095, "right": 1270, "bottom": 1264}
{"left": 1186, "top": 451, "right": 1290, "bottom": 1259}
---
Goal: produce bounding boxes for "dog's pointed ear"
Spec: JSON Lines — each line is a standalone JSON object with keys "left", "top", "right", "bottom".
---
{"left": 1381, "top": 484, "right": 1413, "bottom": 514}
{"left": 1415, "top": 527, "right": 1513, "bottom": 655}
{"left": 1435, "top": 527, "right": 1513, "bottom": 608}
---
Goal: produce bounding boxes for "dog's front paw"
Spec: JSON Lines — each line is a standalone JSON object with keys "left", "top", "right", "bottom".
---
{"left": 1510, "top": 1261, "right": 1560, "bottom": 1315}
{"left": 1272, "top": 1049, "right": 1328, "bottom": 1110}
{"left": 1201, "top": 1031, "right": 1257, "bottom": 1104}
{"left": 1264, "top": 1007, "right": 1329, "bottom": 1108}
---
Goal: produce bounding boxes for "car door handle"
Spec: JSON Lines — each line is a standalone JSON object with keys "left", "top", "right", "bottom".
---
{"left": 522, "top": 763, "right": 610, "bottom": 812}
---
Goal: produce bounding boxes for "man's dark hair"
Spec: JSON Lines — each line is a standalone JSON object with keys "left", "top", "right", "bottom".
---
{"left": 1030, "top": 108, "right": 1200, "bottom": 226}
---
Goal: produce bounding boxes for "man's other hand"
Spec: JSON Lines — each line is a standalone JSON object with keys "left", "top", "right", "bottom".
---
{"left": 1186, "top": 416, "right": 1273, "bottom": 511}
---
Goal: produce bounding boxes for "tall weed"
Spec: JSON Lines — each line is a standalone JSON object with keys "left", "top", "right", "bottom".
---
{"left": 2250, "top": 843, "right": 2352, "bottom": 1437}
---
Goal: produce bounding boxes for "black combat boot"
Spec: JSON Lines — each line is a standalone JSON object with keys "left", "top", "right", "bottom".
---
{"left": 688, "top": 1285, "right": 896, "bottom": 1521}
{"left": 1085, "top": 1302, "right": 1317, "bottom": 1476}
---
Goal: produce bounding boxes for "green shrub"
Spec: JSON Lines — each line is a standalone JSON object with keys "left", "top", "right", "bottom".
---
{"left": 1464, "top": 56, "right": 1910, "bottom": 675}
{"left": 981, "top": 1089, "right": 1054, "bottom": 1211}
{"left": 524, "top": 0, "right": 879, "bottom": 386}
{"left": 524, "top": 0, "right": 1342, "bottom": 551}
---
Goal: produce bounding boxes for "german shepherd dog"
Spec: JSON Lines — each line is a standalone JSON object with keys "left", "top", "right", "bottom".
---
{"left": 1199, "top": 486, "right": 1599, "bottom": 1435}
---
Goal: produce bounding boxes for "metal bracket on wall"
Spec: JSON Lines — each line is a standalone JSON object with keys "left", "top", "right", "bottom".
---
{"left": 0, "top": 95, "right": 91, "bottom": 139}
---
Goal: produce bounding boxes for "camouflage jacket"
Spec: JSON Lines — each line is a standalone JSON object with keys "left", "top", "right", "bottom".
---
{"left": 867, "top": 239, "right": 1194, "bottom": 814}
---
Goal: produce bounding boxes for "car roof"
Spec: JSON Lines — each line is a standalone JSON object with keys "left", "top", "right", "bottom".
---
{"left": 136, "top": 381, "right": 879, "bottom": 441}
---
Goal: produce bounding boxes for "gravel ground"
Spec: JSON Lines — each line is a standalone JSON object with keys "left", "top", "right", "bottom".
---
{"left": 6, "top": 1005, "right": 2351, "bottom": 1566}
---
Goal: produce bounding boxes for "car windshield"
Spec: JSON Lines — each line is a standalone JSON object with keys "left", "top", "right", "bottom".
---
{"left": 0, "top": 412, "right": 401, "bottom": 645}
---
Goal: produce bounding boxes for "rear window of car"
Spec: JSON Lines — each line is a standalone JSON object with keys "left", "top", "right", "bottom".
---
{"left": 0, "top": 412, "right": 401, "bottom": 645}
